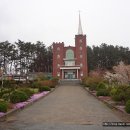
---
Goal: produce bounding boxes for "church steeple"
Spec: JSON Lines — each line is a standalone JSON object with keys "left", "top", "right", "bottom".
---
{"left": 78, "top": 11, "right": 83, "bottom": 35}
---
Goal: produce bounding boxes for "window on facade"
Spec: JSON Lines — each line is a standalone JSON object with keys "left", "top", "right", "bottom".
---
{"left": 80, "top": 63, "right": 83, "bottom": 67}
{"left": 57, "top": 64, "right": 60, "bottom": 67}
{"left": 80, "top": 46, "right": 82, "bottom": 50}
{"left": 57, "top": 72, "right": 60, "bottom": 77}
{"left": 57, "top": 54, "right": 60, "bottom": 59}
{"left": 57, "top": 47, "right": 60, "bottom": 51}
{"left": 66, "top": 49, "right": 74, "bottom": 59}
{"left": 80, "top": 54, "right": 82, "bottom": 58}
{"left": 80, "top": 72, "right": 83, "bottom": 76}
{"left": 65, "top": 61, "right": 75, "bottom": 66}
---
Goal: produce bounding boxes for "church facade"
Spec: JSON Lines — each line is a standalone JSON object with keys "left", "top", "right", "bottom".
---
{"left": 52, "top": 14, "right": 88, "bottom": 79}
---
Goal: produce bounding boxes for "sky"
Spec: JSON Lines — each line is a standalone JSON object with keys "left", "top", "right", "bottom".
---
{"left": 0, "top": 0, "right": 130, "bottom": 47}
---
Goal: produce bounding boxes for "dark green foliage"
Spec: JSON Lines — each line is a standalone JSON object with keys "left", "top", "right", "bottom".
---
{"left": 18, "top": 88, "right": 34, "bottom": 98}
{"left": 51, "top": 77, "right": 59, "bottom": 87}
{"left": 96, "top": 89, "right": 110, "bottom": 96}
{"left": 31, "top": 82, "right": 41, "bottom": 88}
{"left": 2, "top": 93, "right": 10, "bottom": 101}
{"left": 125, "top": 88, "right": 130, "bottom": 101}
{"left": 84, "top": 77, "right": 103, "bottom": 91}
{"left": 0, "top": 80, "right": 15, "bottom": 88}
{"left": 10, "top": 91, "right": 28, "bottom": 103}
{"left": 96, "top": 82, "right": 106, "bottom": 91}
{"left": 0, "top": 101, "right": 8, "bottom": 112}
{"left": 111, "top": 86, "right": 130, "bottom": 102}
{"left": 88, "top": 84, "right": 97, "bottom": 91}
{"left": 87, "top": 43, "right": 130, "bottom": 71}
{"left": 125, "top": 100, "right": 130, "bottom": 113}
{"left": 0, "top": 89, "right": 12, "bottom": 98}
{"left": 39, "top": 86, "right": 51, "bottom": 92}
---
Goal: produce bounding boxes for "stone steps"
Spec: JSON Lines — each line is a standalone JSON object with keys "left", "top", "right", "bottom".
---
{"left": 59, "top": 79, "right": 81, "bottom": 85}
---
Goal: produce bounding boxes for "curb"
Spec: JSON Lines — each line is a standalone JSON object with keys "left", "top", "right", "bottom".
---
{"left": 0, "top": 86, "right": 58, "bottom": 121}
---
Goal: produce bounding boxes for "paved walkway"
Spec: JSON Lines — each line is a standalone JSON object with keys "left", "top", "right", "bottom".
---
{"left": 0, "top": 85, "right": 129, "bottom": 130}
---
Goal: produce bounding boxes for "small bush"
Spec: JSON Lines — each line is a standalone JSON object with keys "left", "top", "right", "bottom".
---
{"left": 125, "top": 88, "right": 130, "bottom": 102}
{"left": 112, "top": 90, "right": 125, "bottom": 102}
{"left": 51, "top": 77, "right": 59, "bottom": 85}
{"left": 111, "top": 86, "right": 130, "bottom": 102}
{"left": 18, "top": 88, "right": 34, "bottom": 98}
{"left": 10, "top": 91, "right": 28, "bottom": 103}
{"left": 0, "top": 89, "right": 12, "bottom": 98}
{"left": 96, "top": 89, "right": 109, "bottom": 96}
{"left": 39, "top": 80, "right": 52, "bottom": 87}
{"left": 88, "top": 84, "right": 97, "bottom": 91}
{"left": 125, "top": 100, "right": 130, "bottom": 113}
{"left": 96, "top": 82, "right": 106, "bottom": 91}
{"left": 39, "top": 86, "right": 51, "bottom": 92}
{"left": 110, "top": 88, "right": 117, "bottom": 96}
{"left": 2, "top": 93, "right": 10, "bottom": 101}
{"left": 31, "top": 82, "right": 41, "bottom": 88}
{"left": 83, "top": 77, "right": 104, "bottom": 91}
{"left": 0, "top": 101, "right": 8, "bottom": 112}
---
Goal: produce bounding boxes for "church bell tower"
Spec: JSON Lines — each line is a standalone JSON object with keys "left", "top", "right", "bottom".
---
{"left": 75, "top": 12, "right": 88, "bottom": 77}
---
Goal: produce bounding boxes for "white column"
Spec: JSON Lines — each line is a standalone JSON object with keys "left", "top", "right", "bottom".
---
{"left": 77, "top": 69, "right": 78, "bottom": 79}
{"left": 62, "top": 69, "right": 64, "bottom": 79}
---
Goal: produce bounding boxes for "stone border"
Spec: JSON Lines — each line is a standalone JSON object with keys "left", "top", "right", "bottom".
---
{"left": 82, "top": 86, "right": 130, "bottom": 119}
{"left": 0, "top": 86, "right": 59, "bottom": 121}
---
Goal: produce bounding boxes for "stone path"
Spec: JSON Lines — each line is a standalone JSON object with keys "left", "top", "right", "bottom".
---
{"left": 0, "top": 84, "right": 129, "bottom": 130}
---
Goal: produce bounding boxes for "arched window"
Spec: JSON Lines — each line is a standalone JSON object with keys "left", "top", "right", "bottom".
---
{"left": 66, "top": 49, "right": 74, "bottom": 59}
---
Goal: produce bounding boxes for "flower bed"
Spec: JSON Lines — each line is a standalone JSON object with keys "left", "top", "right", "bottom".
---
{"left": 0, "top": 91, "right": 50, "bottom": 118}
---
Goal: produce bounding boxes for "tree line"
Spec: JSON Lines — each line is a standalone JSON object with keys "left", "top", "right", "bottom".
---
{"left": 0, "top": 41, "right": 130, "bottom": 75}
{"left": 0, "top": 40, "right": 52, "bottom": 75}
{"left": 87, "top": 43, "right": 130, "bottom": 71}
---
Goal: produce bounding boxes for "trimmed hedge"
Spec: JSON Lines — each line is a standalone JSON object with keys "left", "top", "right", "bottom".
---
{"left": 10, "top": 91, "right": 28, "bottom": 103}
{"left": 0, "top": 101, "right": 8, "bottom": 112}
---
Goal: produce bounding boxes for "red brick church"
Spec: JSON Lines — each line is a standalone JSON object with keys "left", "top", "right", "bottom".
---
{"left": 52, "top": 14, "right": 88, "bottom": 79}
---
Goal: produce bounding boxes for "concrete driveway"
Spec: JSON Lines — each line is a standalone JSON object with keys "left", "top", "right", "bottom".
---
{"left": 0, "top": 84, "right": 129, "bottom": 130}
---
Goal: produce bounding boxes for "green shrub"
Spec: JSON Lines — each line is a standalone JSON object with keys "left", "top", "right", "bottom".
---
{"left": 96, "top": 89, "right": 109, "bottom": 96}
{"left": 2, "top": 93, "right": 10, "bottom": 101}
{"left": 18, "top": 88, "right": 34, "bottom": 98}
{"left": 111, "top": 86, "right": 130, "bottom": 102}
{"left": 88, "top": 84, "right": 97, "bottom": 91}
{"left": 31, "top": 82, "right": 41, "bottom": 88}
{"left": 0, "top": 101, "right": 8, "bottom": 112}
{"left": 83, "top": 77, "right": 105, "bottom": 91}
{"left": 0, "top": 89, "right": 12, "bottom": 98}
{"left": 110, "top": 88, "right": 117, "bottom": 96}
{"left": 96, "top": 82, "right": 106, "bottom": 91}
{"left": 125, "top": 88, "right": 130, "bottom": 102}
{"left": 125, "top": 100, "right": 130, "bottom": 113}
{"left": 51, "top": 77, "right": 59, "bottom": 85}
{"left": 10, "top": 91, "right": 28, "bottom": 103}
{"left": 39, "top": 86, "right": 51, "bottom": 92}
{"left": 112, "top": 89, "right": 125, "bottom": 102}
{"left": 83, "top": 77, "right": 103, "bottom": 88}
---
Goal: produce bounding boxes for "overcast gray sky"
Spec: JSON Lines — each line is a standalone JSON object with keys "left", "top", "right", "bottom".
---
{"left": 0, "top": 0, "right": 130, "bottom": 47}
